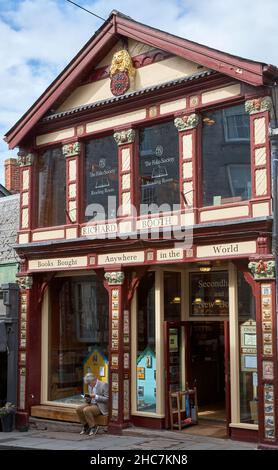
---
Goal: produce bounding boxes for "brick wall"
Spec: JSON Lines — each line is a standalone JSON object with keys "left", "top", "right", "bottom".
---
{"left": 4, "top": 158, "right": 20, "bottom": 193}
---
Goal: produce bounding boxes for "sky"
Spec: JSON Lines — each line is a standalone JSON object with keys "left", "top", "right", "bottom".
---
{"left": 1, "top": 0, "right": 278, "bottom": 184}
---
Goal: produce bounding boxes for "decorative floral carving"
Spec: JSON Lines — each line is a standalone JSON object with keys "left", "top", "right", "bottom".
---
{"left": 104, "top": 272, "right": 125, "bottom": 285}
{"left": 114, "top": 129, "right": 135, "bottom": 145}
{"left": 17, "top": 153, "right": 34, "bottom": 167}
{"left": 62, "top": 142, "right": 81, "bottom": 157}
{"left": 17, "top": 276, "right": 33, "bottom": 290}
{"left": 248, "top": 259, "right": 275, "bottom": 279}
{"left": 174, "top": 113, "right": 199, "bottom": 131}
{"left": 245, "top": 96, "right": 272, "bottom": 114}
{"left": 110, "top": 50, "right": 135, "bottom": 96}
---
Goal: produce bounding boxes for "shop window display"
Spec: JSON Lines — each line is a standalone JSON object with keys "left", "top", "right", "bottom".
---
{"left": 137, "top": 272, "right": 156, "bottom": 412}
{"left": 48, "top": 276, "right": 108, "bottom": 404}
{"left": 164, "top": 272, "right": 181, "bottom": 321}
{"left": 238, "top": 271, "right": 258, "bottom": 424}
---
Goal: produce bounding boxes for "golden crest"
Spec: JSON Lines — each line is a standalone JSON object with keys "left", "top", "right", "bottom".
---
{"left": 110, "top": 49, "right": 135, "bottom": 77}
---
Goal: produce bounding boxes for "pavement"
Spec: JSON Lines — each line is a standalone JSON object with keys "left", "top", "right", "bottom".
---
{"left": 0, "top": 426, "right": 257, "bottom": 450}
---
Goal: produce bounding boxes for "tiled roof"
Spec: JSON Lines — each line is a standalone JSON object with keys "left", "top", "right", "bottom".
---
{"left": 42, "top": 69, "right": 215, "bottom": 122}
{"left": 0, "top": 194, "right": 20, "bottom": 263}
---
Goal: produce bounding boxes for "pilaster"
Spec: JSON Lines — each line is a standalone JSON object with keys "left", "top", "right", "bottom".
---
{"left": 104, "top": 270, "right": 131, "bottom": 433}
{"left": 17, "top": 150, "right": 35, "bottom": 244}
{"left": 114, "top": 128, "right": 136, "bottom": 220}
{"left": 245, "top": 96, "right": 272, "bottom": 200}
{"left": 174, "top": 113, "right": 199, "bottom": 223}
{"left": 16, "top": 274, "right": 33, "bottom": 429}
{"left": 248, "top": 259, "right": 278, "bottom": 449}
{"left": 62, "top": 141, "right": 81, "bottom": 238}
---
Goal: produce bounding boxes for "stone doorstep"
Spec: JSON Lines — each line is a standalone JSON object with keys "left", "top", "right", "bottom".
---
{"left": 29, "top": 417, "right": 83, "bottom": 433}
{"left": 29, "top": 417, "right": 109, "bottom": 435}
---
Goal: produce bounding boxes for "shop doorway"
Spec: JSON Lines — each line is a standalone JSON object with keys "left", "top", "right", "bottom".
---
{"left": 190, "top": 321, "right": 226, "bottom": 422}
{"left": 164, "top": 320, "right": 230, "bottom": 436}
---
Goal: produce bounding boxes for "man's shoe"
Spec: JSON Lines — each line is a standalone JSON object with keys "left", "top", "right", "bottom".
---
{"left": 80, "top": 425, "right": 88, "bottom": 435}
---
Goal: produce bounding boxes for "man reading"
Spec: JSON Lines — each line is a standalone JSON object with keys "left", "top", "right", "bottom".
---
{"left": 76, "top": 372, "right": 108, "bottom": 436}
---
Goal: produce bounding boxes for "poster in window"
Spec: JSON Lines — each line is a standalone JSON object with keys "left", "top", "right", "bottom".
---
{"left": 169, "top": 331, "right": 178, "bottom": 352}
{"left": 137, "top": 367, "right": 145, "bottom": 380}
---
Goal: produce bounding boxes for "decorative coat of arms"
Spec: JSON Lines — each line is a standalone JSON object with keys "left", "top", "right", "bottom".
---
{"left": 110, "top": 50, "right": 135, "bottom": 96}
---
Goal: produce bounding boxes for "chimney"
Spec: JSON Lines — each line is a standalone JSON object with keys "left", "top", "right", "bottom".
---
{"left": 4, "top": 158, "right": 20, "bottom": 193}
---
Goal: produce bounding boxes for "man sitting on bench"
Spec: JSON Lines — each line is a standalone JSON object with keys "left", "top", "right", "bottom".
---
{"left": 76, "top": 372, "right": 108, "bottom": 436}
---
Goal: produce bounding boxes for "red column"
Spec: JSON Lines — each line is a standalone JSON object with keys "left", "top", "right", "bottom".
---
{"left": 248, "top": 259, "right": 278, "bottom": 449}
{"left": 104, "top": 270, "right": 131, "bottom": 433}
{"left": 16, "top": 275, "right": 33, "bottom": 429}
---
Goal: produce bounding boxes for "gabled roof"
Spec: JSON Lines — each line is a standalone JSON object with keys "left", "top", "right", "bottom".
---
{"left": 5, "top": 10, "right": 278, "bottom": 149}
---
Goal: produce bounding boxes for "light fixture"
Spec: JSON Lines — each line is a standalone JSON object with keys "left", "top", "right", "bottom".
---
{"left": 203, "top": 117, "right": 216, "bottom": 126}
{"left": 214, "top": 298, "right": 222, "bottom": 305}
{"left": 171, "top": 296, "right": 181, "bottom": 304}
{"left": 199, "top": 266, "right": 211, "bottom": 272}
{"left": 194, "top": 297, "right": 202, "bottom": 304}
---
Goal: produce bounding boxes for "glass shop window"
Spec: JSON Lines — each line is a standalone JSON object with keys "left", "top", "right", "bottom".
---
{"left": 164, "top": 272, "right": 181, "bottom": 321}
{"left": 238, "top": 271, "right": 257, "bottom": 424}
{"left": 48, "top": 276, "right": 109, "bottom": 404}
{"left": 139, "top": 122, "right": 180, "bottom": 214}
{"left": 190, "top": 271, "right": 229, "bottom": 317}
{"left": 85, "top": 135, "right": 118, "bottom": 221}
{"left": 137, "top": 272, "right": 156, "bottom": 413}
{"left": 37, "top": 147, "right": 66, "bottom": 228}
{"left": 202, "top": 104, "right": 251, "bottom": 207}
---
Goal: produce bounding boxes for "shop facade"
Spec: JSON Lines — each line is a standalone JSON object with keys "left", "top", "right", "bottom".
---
{"left": 4, "top": 11, "right": 278, "bottom": 448}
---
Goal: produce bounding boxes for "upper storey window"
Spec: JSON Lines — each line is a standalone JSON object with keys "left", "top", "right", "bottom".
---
{"left": 84, "top": 135, "right": 118, "bottom": 221}
{"left": 139, "top": 121, "right": 180, "bottom": 215}
{"left": 37, "top": 147, "right": 66, "bottom": 228}
{"left": 202, "top": 104, "right": 251, "bottom": 207}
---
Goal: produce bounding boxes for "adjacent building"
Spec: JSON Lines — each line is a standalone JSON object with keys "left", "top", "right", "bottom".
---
{"left": 4, "top": 11, "right": 278, "bottom": 448}
{"left": 0, "top": 174, "right": 20, "bottom": 407}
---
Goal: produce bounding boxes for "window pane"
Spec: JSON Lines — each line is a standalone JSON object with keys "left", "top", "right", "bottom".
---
{"left": 137, "top": 272, "right": 156, "bottom": 412}
{"left": 190, "top": 271, "right": 229, "bottom": 316}
{"left": 49, "top": 276, "right": 109, "bottom": 404}
{"left": 85, "top": 135, "right": 118, "bottom": 221}
{"left": 238, "top": 271, "right": 257, "bottom": 424}
{"left": 202, "top": 104, "right": 251, "bottom": 206}
{"left": 139, "top": 122, "right": 179, "bottom": 214}
{"left": 164, "top": 272, "right": 181, "bottom": 321}
{"left": 37, "top": 148, "right": 66, "bottom": 227}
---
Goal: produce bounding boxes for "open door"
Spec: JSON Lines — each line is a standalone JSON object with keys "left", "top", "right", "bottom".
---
{"left": 164, "top": 321, "right": 190, "bottom": 428}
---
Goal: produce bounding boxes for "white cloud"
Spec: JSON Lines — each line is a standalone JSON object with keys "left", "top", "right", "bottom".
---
{"left": 1, "top": 0, "right": 278, "bottom": 183}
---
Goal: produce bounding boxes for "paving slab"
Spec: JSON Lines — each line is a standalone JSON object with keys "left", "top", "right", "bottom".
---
{"left": 0, "top": 428, "right": 257, "bottom": 450}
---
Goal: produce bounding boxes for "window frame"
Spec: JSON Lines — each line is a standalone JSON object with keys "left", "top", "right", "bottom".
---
{"left": 201, "top": 102, "right": 251, "bottom": 208}
{"left": 83, "top": 133, "right": 120, "bottom": 224}
{"left": 35, "top": 145, "right": 66, "bottom": 229}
